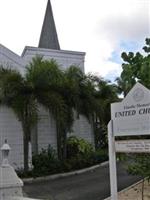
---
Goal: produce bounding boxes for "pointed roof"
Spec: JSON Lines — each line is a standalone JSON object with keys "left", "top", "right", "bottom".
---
{"left": 38, "top": 0, "right": 60, "bottom": 50}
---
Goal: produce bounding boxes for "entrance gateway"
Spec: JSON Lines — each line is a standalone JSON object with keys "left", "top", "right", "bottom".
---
{"left": 108, "top": 82, "right": 150, "bottom": 200}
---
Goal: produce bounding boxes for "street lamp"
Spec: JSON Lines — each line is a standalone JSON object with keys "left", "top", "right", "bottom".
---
{"left": 1, "top": 139, "right": 11, "bottom": 167}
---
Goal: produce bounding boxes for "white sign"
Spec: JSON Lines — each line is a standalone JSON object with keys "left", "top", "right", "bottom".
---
{"left": 108, "top": 83, "right": 150, "bottom": 200}
{"left": 111, "top": 83, "right": 150, "bottom": 136}
{"left": 113, "top": 116, "right": 150, "bottom": 136}
{"left": 115, "top": 140, "right": 150, "bottom": 153}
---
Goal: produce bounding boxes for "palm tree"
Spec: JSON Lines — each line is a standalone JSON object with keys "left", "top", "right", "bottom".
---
{"left": 26, "top": 57, "right": 119, "bottom": 157}
{"left": 0, "top": 59, "right": 119, "bottom": 169}
{"left": 94, "top": 79, "right": 119, "bottom": 148}
{"left": 64, "top": 67, "right": 97, "bottom": 119}
{"left": 26, "top": 57, "right": 74, "bottom": 160}
{"left": 96, "top": 79, "right": 119, "bottom": 124}
{"left": 0, "top": 67, "right": 38, "bottom": 172}
{"left": 26, "top": 59, "right": 100, "bottom": 159}
{"left": 64, "top": 67, "right": 101, "bottom": 148}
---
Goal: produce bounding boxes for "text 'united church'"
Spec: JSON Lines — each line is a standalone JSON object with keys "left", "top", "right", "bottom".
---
{"left": 115, "top": 103, "right": 150, "bottom": 118}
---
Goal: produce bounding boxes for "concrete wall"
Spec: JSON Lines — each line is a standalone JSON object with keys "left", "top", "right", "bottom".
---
{"left": 36, "top": 108, "right": 94, "bottom": 153}
{"left": 22, "top": 46, "right": 85, "bottom": 72}
{"left": 0, "top": 44, "right": 26, "bottom": 74}
{"left": 72, "top": 115, "right": 95, "bottom": 145}
{"left": 37, "top": 106, "right": 57, "bottom": 152}
{"left": 0, "top": 106, "right": 24, "bottom": 169}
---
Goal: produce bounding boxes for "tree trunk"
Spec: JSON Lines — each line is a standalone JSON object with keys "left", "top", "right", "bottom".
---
{"left": 23, "top": 133, "right": 29, "bottom": 172}
{"left": 56, "top": 123, "right": 62, "bottom": 160}
{"left": 56, "top": 123, "right": 67, "bottom": 160}
{"left": 93, "top": 115, "right": 99, "bottom": 149}
{"left": 90, "top": 114, "right": 95, "bottom": 149}
{"left": 31, "top": 125, "right": 38, "bottom": 155}
{"left": 22, "top": 119, "right": 30, "bottom": 173}
{"left": 62, "top": 129, "right": 67, "bottom": 160}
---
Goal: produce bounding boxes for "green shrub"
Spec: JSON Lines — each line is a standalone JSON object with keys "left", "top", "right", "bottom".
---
{"left": 66, "top": 136, "right": 94, "bottom": 159}
{"left": 32, "top": 145, "right": 62, "bottom": 176}
{"left": 128, "top": 154, "right": 150, "bottom": 179}
{"left": 18, "top": 138, "right": 108, "bottom": 178}
{"left": 66, "top": 136, "right": 108, "bottom": 169}
{"left": 91, "top": 148, "right": 108, "bottom": 164}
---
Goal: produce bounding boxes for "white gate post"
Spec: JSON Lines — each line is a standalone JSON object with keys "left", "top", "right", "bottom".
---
{"left": 108, "top": 120, "right": 118, "bottom": 200}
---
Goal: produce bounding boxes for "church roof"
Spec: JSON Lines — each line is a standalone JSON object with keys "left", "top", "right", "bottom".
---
{"left": 38, "top": 0, "right": 60, "bottom": 50}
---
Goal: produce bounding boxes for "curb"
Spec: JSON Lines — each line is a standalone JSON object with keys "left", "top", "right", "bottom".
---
{"left": 104, "top": 178, "right": 143, "bottom": 200}
{"left": 8, "top": 197, "right": 41, "bottom": 200}
{"left": 23, "top": 161, "right": 109, "bottom": 184}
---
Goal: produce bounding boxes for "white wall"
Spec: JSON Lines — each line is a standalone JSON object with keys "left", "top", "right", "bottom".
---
{"left": 72, "top": 115, "right": 95, "bottom": 145}
{"left": 37, "top": 106, "right": 57, "bottom": 151}
{"left": 0, "top": 44, "right": 26, "bottom": 74}
{"left": 0, "top": 106, "right": 24, "bottom": 169}
{"left": 36, "top": 107, "right": 95, "bottom": 153}
{"left": 22, "top": 46, "right": 85, "bottom": 72}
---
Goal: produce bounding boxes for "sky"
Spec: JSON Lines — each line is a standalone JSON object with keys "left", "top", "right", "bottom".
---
{"left": 0, "top": 0, "right": 150, "bottom": 82}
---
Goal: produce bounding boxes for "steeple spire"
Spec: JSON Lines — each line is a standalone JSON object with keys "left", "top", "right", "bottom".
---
{"left": 38, "top": 0, "right": 60, "bottom": 50}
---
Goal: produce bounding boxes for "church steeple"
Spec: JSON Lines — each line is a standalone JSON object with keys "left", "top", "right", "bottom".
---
{"left": 38, "top": 0, "right": 60, "bottom": 50}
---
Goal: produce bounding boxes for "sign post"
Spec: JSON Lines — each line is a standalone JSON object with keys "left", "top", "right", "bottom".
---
{"left": 108, "top": 121, "right": 118, "bottom": 200}
{"left": 108, "top": 82, "right": 150, "bottom": 200}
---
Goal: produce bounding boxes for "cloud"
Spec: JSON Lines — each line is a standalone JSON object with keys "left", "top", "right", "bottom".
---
{"left": 0, "top": 0, "right": 149, "bottom": 81}
{"left": 88, "top": 0, "right": 150, "bottom": 80}
{"left": 100, "top": 1, "right": 149, "bottom": 45}
{"left": 97, "top": 11, "right": 149, "bottom": 43}
{"left": 85, "top": 51, "right": 121, "bottom": 80}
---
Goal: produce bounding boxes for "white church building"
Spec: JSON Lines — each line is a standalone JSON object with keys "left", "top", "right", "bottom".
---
{"left": 0, "top": 0, "right": 94, "bottom": 169}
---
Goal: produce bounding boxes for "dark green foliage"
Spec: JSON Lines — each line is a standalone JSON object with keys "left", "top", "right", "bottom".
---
{"left": 32, "top": 145, "right": 62, "bottom": 176}
{"left": 66, "top": 136, "right": 108, "bottom": 169}
{"left": 27, "top": 57, "right": 118, "bottom": 156}
{"left": 0, "top": 67, "right": 38, "bottom": 172}
{"left": 94, "top": 124, "right": 108, "bottom": 149}
{"left": 26, "top": 57, "right": 74, "bottom": 160}
{"left": 66, "top": 136, "right": 108, "bottom": 170}
{"left": 22, "top": 138, "right": 108, "bottom": 178}
{"left": 93, "top": 79, "right": 118, "bottom": 148}
{"left": 117, "top": 38, "right": 150, "bottom": 96}
{"left": 128, "top": 154, "right": 150, "bottom": 180}
{"left": 0, "top": 56, "right": 118, "bottom": 172}
{"left": 66, "top": 136, "right": 94, "bottom": 159}
{"left": 92, "top": 148, "right": 108, "bottom": 163}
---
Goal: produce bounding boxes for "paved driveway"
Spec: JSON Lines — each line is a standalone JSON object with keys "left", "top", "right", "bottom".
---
{"left": 23, "top": 162, "right": 141, "bottom": 200}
